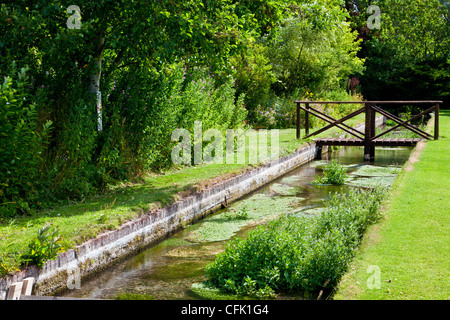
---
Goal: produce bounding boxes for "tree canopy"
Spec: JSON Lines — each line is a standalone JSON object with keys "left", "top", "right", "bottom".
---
{"left": 1, "top": 0, "right": 448, "bottom": 217}
{"left": 346, "top": 0, "right": 450, "bottom": 107}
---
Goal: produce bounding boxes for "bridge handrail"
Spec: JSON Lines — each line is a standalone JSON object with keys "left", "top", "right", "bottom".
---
{"left": 294, "top": 100, "right": 442, "bottom": 161}
{"left": 294, "top": 100, "right": 443, "bottom": 104}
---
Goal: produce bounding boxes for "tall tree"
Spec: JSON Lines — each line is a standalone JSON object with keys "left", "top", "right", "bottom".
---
{"left": 267, "top": 0, "right": 365, "bottom": 95}
{"left": 1, "top": 0, "right": 302, "bottom": 130}
{"left": 343, "top": 0, "right": 450, "bottom": 107}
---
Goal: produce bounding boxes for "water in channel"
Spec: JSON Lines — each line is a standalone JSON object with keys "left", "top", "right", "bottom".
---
{"left": 62, "top": 146, "right": 412, "bottom": 300}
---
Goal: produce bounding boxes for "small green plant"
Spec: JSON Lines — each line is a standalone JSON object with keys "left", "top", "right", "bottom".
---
{"left": 226, "top": 206, "right": 249, "bottom": 220}
{"left": 314, "top": 160, "right": 348, "bottom": 185}
{"left": 97, "top": 213, "right": 109, "bottom": 224}
{"left": 0, "top": 221, "right": 21, "bottom": 276}
{"left": 235, "top": 206, "right": 249, "bottom": 220}
{"left": 21, "top": 224, "right": 64, "bottom": 268}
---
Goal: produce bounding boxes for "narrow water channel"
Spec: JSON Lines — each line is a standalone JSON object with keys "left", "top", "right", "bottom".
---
{"left": 63, "top": 146, "right": 412, "bottom": 300}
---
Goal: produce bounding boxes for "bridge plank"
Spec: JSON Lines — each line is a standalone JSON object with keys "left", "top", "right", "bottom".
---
{"left": 316, "top": 138, "right": 423, "bottom": 147}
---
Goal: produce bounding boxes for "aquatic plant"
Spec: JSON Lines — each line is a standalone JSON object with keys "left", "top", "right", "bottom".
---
{"left": 204, "top": 187, "right": 388, "bottom": 298}
{"left": 313, "top": 160, "right": 348, "bottom": 185}
{"left": 233, "top": 206, "right": 249, "bottom": 220}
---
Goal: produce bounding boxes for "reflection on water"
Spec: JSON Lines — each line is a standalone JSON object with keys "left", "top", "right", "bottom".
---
{"left": 62, "top": 146, "right": 412, "bottom": 300}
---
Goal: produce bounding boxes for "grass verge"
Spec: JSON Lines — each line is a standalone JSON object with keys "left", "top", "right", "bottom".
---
{"left": 334, "top": 110, "right": 450, "bottom": 300}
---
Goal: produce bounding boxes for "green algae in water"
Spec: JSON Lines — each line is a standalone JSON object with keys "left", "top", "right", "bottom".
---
{"left": 150, "top": 261, "right": 206, "bottom": 281}
{"left": 279, "top": 175, "right": 305, "bottom": 184}
{"left": 190, "top": 282, "right": 252, "bottom": 300}
{"left": 114, "top": 293, "right": 155, "bottom": 300}
{"left": 350, "top": 165, "right": 400, "bottom": 177}
{"left": 159, "top": 237, "right": 193, "bottom": 247}
{"left": 345, "top": 165, "right": 400, "bottom": 188}
{"left": 185, "top": 192, "right": 303, "bottom": 243}
{"left": 268, "top": 183, "right": 299, "bottom": 196}
{"left": 165, "top": 242, "right": 225, "bottom": 259}
{"left": 345, "top": 176, "right": 395, "bottom": 188}
{"left": 309, "top": 160, "right": 331, "bottom": 168}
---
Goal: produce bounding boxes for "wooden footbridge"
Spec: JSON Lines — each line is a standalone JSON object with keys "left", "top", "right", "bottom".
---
{"left": 294, "top": 100, "right": 442, "bottom": 161}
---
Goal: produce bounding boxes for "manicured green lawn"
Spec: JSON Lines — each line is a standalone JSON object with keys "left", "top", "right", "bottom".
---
{"left": 335, "top": 110, "right": 450, "bottom": 300}
{"left": 0, "top": 112, "right": 365, "bottom": 275}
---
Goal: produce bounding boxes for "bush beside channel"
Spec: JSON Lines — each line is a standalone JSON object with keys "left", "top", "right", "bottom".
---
{"left": 204, "top": 187, "right": 387, "bottom": 298}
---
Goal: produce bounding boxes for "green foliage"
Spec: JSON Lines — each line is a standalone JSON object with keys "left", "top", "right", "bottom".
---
{"left": 253, "top": 105, "right": 278, "bottom": 129}
{"left": 0, "top": 63, "right": 52, "bottom": 217}
{"left": 313, "top": 160, "right": 348, "bottom": 185}
{"left": 0, "top": 221, "right": 21, "bottom": 276}
{"left": 228, "top": 206, "right": 249, "bottom": 220}
{"left": 20, "top": 223, "right": 64, "bottom": 268}
{"left": 204, "top": 187, "right": 387, "bottom": 297}
{"left": 353, "top": 0, "right": 450, "bottom": 107}
{"left": 230, "top": 42, "right": 277, "bottom": 119}
{"left": 267, "top": 2, "right": 364, "bottom": 96}
{"left": 3, "top": 0, "right": 441, "bottom": 221}
{"left": 241, "top": 0, "right": 366, "bottom": 128}
{"left": 103, "top": 63, "right": 247, "bottom": 172}
{"left": 0, "top": 0, "right": 298, "bottom": 217}
{"left": 376, "top": 0, "right": 449, "bottom": 61}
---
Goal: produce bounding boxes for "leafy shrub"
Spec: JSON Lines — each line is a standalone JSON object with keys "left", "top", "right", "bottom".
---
{"left": 1, "top": 59, "right": 248, "bottom": 217}
{"left": 253, "top": 105, "right": 277, "bottom": 128}
{"left": 41, "top": 100, "right": 99, "bottom": 201}
{"left": 0, "top": 63, "right": 52, "bottom": 217}
{"left": 314, "top": 160, "right": 348, "bottom": 185}
{"left": 226, "top": 206, "right": 249, "bottom": 220}
{"left": 267, "top": 11, "right": 364, "bottom": 96}
{"left": 230, "top": 42, "right": 276, "bottom": 120}
{"left": 20, "top": 223, "right": 64, "bottom": 268}
{"left": 104, "top": 63, "right": 247, "bottom": 172}
{"left": 204, "top": 187, "right": 387, "bottom": 297}
{"left": 0, "top": 221, "right": 21, "bottom": 276}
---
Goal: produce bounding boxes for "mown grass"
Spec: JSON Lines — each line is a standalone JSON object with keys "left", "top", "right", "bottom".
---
{"left": 334, "top": 110, "right": 450, "bottom": 300}
{"left": 0, "top": 112, "right": 365, "bottom": 275}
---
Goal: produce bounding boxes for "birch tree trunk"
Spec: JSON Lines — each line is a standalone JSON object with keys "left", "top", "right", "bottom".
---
{"left": 89, "top": 36, "right": 106, "bottom": 131}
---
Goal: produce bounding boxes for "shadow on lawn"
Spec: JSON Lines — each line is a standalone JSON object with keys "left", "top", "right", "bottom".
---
{"left": 0, "top": 180, "right": 197, "bottom": 231}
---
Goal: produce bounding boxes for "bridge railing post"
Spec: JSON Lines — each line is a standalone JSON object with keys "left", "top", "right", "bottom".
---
{"left": 305, "top": 103, "right": 310, "bottom": 137}
{"left": 364, "top": 103, "right": 375, "bottom": 162}
{"left": 296, "top": 102, "right": 301, "bottom": 139}
{"left": 434, "top": 103, "right": 439, "bottom": 140}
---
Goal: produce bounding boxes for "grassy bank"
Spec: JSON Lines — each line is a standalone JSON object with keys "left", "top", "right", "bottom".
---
{"left": 334, "top": 110, "right": 450, "bottom": 300}
{"left": 0, "top": 111, "right": 368, "bottom": 276}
